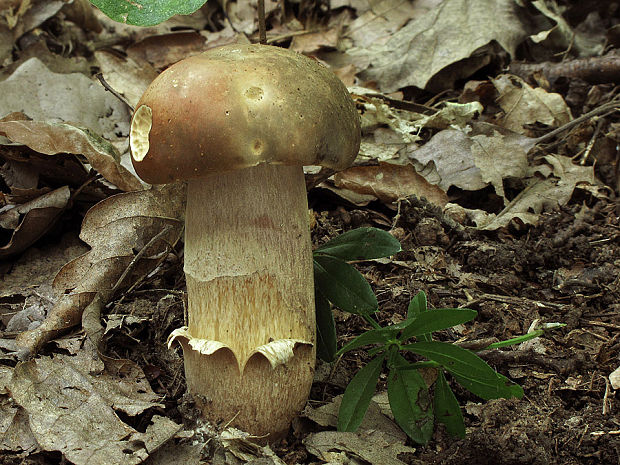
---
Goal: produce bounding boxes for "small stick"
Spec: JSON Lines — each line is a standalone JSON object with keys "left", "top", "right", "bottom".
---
{"left": 258, "top": 0, "right": 267, "bottom": 44}
{"left": 95, "top": 73, "right": 134, "bottom": 113}
{"left": 534, "top": 99, "right": 620, "bottom": 145}
{"left": 110, "top": 224, "right": 174, "bottom": 297}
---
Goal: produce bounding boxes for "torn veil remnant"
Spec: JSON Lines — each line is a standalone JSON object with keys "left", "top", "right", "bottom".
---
{"left": 129, "top": 44, "right": 360, "bottom": 439}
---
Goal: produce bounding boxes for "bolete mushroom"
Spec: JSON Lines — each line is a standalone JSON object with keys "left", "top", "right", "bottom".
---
{"left": 129, "top": 44, "right": 360, "bottom": 439}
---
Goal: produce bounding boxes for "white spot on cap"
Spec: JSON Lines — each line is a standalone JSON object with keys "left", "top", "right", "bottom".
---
{"left": 130, "top": 105, "right": 153, "bottom": 162}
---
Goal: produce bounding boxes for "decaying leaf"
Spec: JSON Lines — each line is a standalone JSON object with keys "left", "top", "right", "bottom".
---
{"left": 531, "top": 0, "right": 603, "bottom": 57}
{"left": 492, "top": 74, "right": 572, "bottom": 133}
{"left": 2, "top": 350, "right": 180, "bottom": 464}
{"left": 349, "top": 0, "right": 529, "bottom": 91}
{"left": 0, "top": 186, "right": 70, "bottom": 259}
{"left": 473, "top": 155, "right": 598, "bottom": 230}
{"left": 94, "top": 50, "right": 158, "bottom": 108}
{"left": 344, "top": 0, "right": 417, "bottom": 49}
{"left": 14, "top": 184, "right": 185, "bottom": 358}
{"left": 0, "top": 114, "right": 142, "bottom": 192}
{"left": 304, "top": 430, "right": 416, "bottom": 465}
{"left": 334, "top": 162, "right": 449, "bottom": 207}
{"left": 302, "top": 395, "right": 407, "bottom": 443}
{"left": 0, "top": 58, "right": 130, "bottom": 143}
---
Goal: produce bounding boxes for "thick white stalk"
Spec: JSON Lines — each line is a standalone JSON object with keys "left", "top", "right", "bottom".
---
{"left": 170, "top": 163, "right": 315, "bottom": 438}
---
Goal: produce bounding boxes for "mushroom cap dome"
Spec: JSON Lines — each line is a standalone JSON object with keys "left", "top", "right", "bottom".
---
{"left": 130, "top": 44, "right": 361, "bottom": 184}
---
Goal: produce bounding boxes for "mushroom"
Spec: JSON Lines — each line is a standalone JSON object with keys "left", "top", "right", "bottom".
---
{"left": 129, "top": 44, "right": 360, "bottom": 439}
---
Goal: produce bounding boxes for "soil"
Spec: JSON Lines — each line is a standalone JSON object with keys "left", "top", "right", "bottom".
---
{"left": 103, "top": 192, "right": 619, "bottom": 465}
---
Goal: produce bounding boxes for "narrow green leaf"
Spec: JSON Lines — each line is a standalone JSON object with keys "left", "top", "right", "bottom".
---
{"left": 387, "top": 354, "right": 434, "bottom": 444}
{"left": 403, "top": 341, "right": 522, "bottom": 400}
{"left": 399, "top": 309, "right": 477, "bottom": 341}
{"left": 89, "top": 0, "right": 207, "bottom": 26}
{"left": 315, "top": 227, "right": 401, "bottom": 260}
{"left": 403, "top": 341, "right": 498, "bottom": 381}
{"left": 434, "top": 371, "right": 466, "bottom": 438}
{"left": 338, "top": 354, "right": 385, "bottom": 432}
{"left": 315, "top": 289, "right": 337, "bottom": 362}
{"left": 451, "top": 372, "right": 524, "bottom": 400}
{"left": 484, "top": 330, "right": 543, "bottom": 349}
{"left": 313, "top": 255, "right": 378, "bottom": 315}
{"left": 408, "top": 293, "right": 431, "bottom": 342}
{"left": 337, "top": 327, "right": 396, "bottom": 356}
{"left": 407, "top": 291, "right": 427, "bottom": 318}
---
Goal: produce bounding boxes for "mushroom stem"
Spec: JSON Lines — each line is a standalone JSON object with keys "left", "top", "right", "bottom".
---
{"left": 178, "top": 162, "right": 315, "bottom": 438}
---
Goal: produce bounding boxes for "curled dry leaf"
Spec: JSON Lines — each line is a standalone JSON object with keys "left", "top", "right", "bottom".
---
{"left": 0, "top": 186, "right": 70, "bottom": 259}
{"left": 0, "top": 113, "right": 142, "bottom": 192}
{"left": 4, "top": 350, "right": 180, "bottom": 465}
{"left": 334, "top": 162, "right": 449, "bottom": 208}
{"left": 349, "top": 0, "right": 529, "bottom": 92}
{"left": 14, "top": 184, "right": 185, "bottom": 358}
{"left": 474, "top": 155, "right": 598, "bottom": 230}
{"left": 0, "top": 58, "right": 130, "bottom": 143}
{"left": 492, "top": 74, "right": 572, "bottom": 133}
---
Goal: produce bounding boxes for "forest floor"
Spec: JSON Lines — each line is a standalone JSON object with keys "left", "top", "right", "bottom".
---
{"left": 0, "top": 1, "right": 619, "bottom": 464}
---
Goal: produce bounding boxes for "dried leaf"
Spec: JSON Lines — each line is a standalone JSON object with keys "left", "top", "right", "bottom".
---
{"left": 126, "top": 31, "right": 208, "bottom": 70}
{"left": 345, "top": 0, "right": 417, "bottom": 49}
{"left": 335, "top": 162, "right": 448, "bottom": 207}
{"left": 0, "top": 58, "right": 130, "bottom": 143}
{"left": 304, "top": 430, "right": 415, "bottom": 465}
{"left": 492, "top": 74, "right": 572, "bottom": 133}
{"left": 0, "top": 116, "right": 142, "bottom": 192}
{"left": 0, "top": 186, "right": 70, "bottom": 259}
{"left": 475, "top": 155, "right": 597, "bottom": 230}
{"left": 94, "top": 50, "right": 158, "bottom": 108}
{"left": 5, "top": 351, "right": 180, "bottom": 464}
{"left": 14, "top": 184, "right": 185, "bottom": 357}
{"left": 350, "top": 0, "right": 529, "bottom": 92}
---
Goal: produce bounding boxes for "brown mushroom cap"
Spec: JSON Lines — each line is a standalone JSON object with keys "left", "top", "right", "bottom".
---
{"left": 130, "top": 44, "right": 361, "bottom": 184}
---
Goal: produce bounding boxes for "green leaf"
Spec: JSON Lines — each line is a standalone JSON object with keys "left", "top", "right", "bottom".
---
{"left": 338, "top": 354, "right": 385, "bottom": 432}
{"left": 451, "top": 372, "right": 524, "bottom": 400}
{"left": 399, "top": 309, "right": 477, "bottom": 342}
{"left": 403, "top": 341, "right": 522, "bottom": 400}
{"left": 387, "top": 354, "right": 434, "bottom": 444}
{"left": 337, "top": 327, "right": 396, "bottom": 356}
{"left": 407, "top": 292, "right": 431, "bottom": 341}
{"left": 315, "top": 289, "right": 337, "bottom": 362}
{"left": 89, "top": 0, "right": 207, "bottom": 26}
{"left": 484, "top": 330, "right": 544, "bottom": 349}
{"left": 407, "top": 291, "right": 427, "bottom": 318}
{"left": 313, "top": 255, "right": 378, "bottom": 315}
{"left": 434, "top": 371, "right": 466, "bottom": 438}
{"left": 315, "top": 227, "right": 401, "bottom": 261}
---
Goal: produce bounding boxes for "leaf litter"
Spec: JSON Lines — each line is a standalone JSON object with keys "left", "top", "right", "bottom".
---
{"left": 0, "top": 0, "right": 619, "bottom": 464}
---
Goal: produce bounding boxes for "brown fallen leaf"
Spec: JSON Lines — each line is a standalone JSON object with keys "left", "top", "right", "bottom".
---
{"left": 0, "top": 113, "right": 142, "bottom": 192}
{"left": 349, "top": 0, "right": 529, "bottom": 92}
{"left": 0, "top": 186, "right": 70, "bottom": 259}
{"left": 334, "top": 162, "right": 448, "bottom": 208}
{"left": 304, "top": 430, "right": 416, "bottom": 465}
{"left": 126, "top": 31, "right": 209, "bottom": 70}
{"left": 14, "top": 184, "right": 185, "bottom": 358}
{"left": 492, "top": 74, "right": 572, "bottom": 133}
{"left": 4, "top": 350, "right": 180, "bottom": 465}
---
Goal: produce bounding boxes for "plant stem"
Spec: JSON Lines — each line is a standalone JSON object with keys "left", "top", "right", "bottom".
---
{"left": 401, "top": 361, "right": 441, "bottom": 370}
{"left": 258, "top": 0, "right": 266, "bottom": 44}
{"left": 363, "top": 314, "right": 382, "bottom": 330}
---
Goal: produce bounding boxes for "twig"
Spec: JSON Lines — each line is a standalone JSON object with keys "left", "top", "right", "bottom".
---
{"left": 534, "top": 99, "right": 620, "bottom": 145}
{"left": 257, "top": 0, "right": 266, "bottom": 44}
{"left": 95, "top": 73, "right": 134, "bottom": 113}
{"left": 110, "top": 224, "right": 174, "bottom": 297}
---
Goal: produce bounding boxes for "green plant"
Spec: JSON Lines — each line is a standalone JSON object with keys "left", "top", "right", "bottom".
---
{"left": 89, "top": 0, "right": 207, "bottom": 26}
{"left": 312, "top": 227, "right": 564, "bottom": 444}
